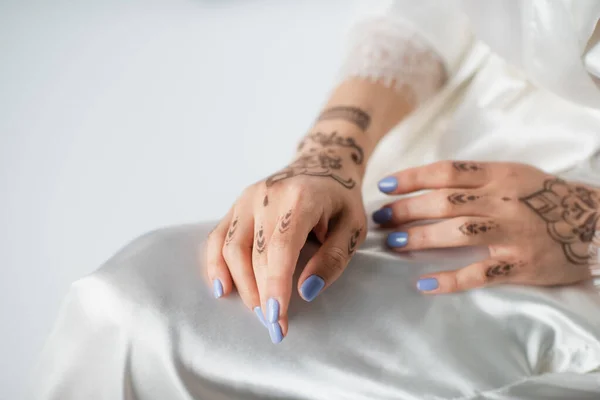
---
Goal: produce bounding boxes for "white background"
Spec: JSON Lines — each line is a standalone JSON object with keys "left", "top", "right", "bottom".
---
{"left": 0, "top": 1, "right": 353, "bottom": 398}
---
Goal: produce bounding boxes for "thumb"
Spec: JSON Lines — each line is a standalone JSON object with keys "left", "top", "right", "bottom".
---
{"left": 297, "top": 216, "right": 365, "bottom": 302}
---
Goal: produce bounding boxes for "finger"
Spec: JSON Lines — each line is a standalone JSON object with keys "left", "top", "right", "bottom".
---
{"left": 298, "top": 214, "right": 365, "bottom": 302}
{"left": 416, "top": 259, "right": 526, "bottom": 294}
{"left": 206, "top": 213, "right": 234, "bottom": 299}
{"left": 386, "top": 217, "right": 504, "bottom": 252}
{"left": 221, "top": 212, "right": 260, "bottom": 311}
{"left": 377, "top": 160, "right": 491, "bottom": 195}
{"left": 372, "top": 189, "right": 492, "bottom": 226}
{"left": 263, "top": 204, "right": 321, "bottom": 344}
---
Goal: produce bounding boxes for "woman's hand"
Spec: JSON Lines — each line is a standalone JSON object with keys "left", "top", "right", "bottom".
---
{"left": 372, "top": 161, "right": 600, "bottom": 293}
{"left": 206, "top": 129, "right": 368, "bottom": 343}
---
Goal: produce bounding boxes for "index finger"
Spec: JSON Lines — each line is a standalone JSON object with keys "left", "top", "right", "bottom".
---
{"left": 261, "top": 203, "right": 321, "bottom": 344}
{"left": 377, "top": 160, "right": 491, "bottom": 195}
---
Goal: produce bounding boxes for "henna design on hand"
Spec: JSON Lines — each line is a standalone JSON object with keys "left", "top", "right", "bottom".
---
{"left": 348, "top": 228, "right": 363, "bottom": 255}
{"left": 225, "top": 217, "right": 238, "bottom": 245}
{"left": 453, "top": 162, "right": 484, "bottom": 172}
{"left": 520, "top": 178, "right": 600, "bottom": 265}
{"left": 278, "top": 210, "right": 292, "bottom": 234}
{"left": 502, "top": 197, "right": 512, "bottom": 202}
{"left": 263, "top": 195, "right": 269, "bottom": 207}
{"left": 255, "top": 225, "right": 266, "bottom": 254}
{"left": 485, "top": 261, "right": 524, "bottom": 278}
{"left": 266, "top": 131, "right": 364, "bottom": 190}
{"left": 448, "top": 193, "right": 481, "bottom": 205}
{"left": 459, "top": 221, "right": 498, "bottom": 236}
{"left": 316, "top": 106, "right": 371, "bottom": 132}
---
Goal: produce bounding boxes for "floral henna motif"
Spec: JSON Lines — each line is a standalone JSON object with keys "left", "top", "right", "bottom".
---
{"left": 265, "top": 131, "right": 364, "bottom": 189}
{"left": 225, "top": 218, "right": 238, "bottom": 245}
{"left": 255, "top": 226, "right": 266, "bottom": 254}
{"left": 520, "top": 178, "right": 600, "bottom": 265}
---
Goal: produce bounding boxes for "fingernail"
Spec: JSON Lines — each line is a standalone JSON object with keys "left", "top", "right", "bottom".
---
{"left": 300, "top": 275, "right": 325, "bottom": 302}
{"left": 213, "top": 279, "right": 223, "bottom": 299}
{"left": 372, "top": 207, "right": 393, "bottom": 224}
{"left": 254, "top": 306, "right": 268, "bottom": 328}
{"left": 378, "top": 176, "right": 398, "bottom": 193}
{"left": 268, "top": 322, "right": 283, "bottom": 344}
{"left": 267, "top": 298, "right": 279, "bottom": 323}
{"left": 387, "top": 232, "right": 408, "bottom": 248}
{"left": 417, "top": 278, "right": 439, "bottom": 292}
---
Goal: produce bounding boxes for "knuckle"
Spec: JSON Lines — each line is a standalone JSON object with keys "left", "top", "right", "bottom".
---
{"left": 268, "top": 235, "right": 291, "bottom": 252}
{"left": 438, "top": 161, "right": 458, "bottom": 183}
{"left": 222, "top": 243, "right": 244, "bottom": 262}
{"left": 321, "top": 246, "right": 348, "bottom": 275}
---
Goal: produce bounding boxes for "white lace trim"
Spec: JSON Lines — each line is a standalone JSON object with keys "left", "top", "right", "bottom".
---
{"left": 339, "top": 16, "right": 447, "bottom": 105}
{"left": 589, "top": 230, "right": 600, "bottom": 290}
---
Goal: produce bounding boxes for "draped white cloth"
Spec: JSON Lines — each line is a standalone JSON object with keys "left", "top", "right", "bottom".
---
{"left": 34, "top": 1, "right": 600, "bottom": 399}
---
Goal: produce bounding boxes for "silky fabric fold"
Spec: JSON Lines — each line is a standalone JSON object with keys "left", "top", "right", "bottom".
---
{"left": 33, "top": 223, "right": 600, "bottom": 400}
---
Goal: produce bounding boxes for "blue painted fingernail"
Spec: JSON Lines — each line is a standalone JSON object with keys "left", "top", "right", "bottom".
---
{"left": 254, "top": 306, "right": 268, "bottom": 328}
{"left": 267, "top": 298, "right": 280, "bottom": 323}
{"left": 268, "top": 322, "right": 283, "bottom": 344}
{"left": 300, "top": 275, "right": 325, "bottom": 302}
{"left": 387, "top": 232, "right": 408, "bottom": 248}
{"left": 372, "top": 207, "right": 393, "bottom": 224}
{"left": 378, "top": 176, "right": 398, "bottom": 193}
{"left": 417, "top": 278, "right": 439, "bottom": 292}
{"left": 213, "top": 279, "right": 223, "bottom": 299}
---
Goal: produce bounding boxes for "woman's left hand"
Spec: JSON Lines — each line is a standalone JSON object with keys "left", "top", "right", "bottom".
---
{"left": 372, "top": 161, "right": 600, "bottom": 293}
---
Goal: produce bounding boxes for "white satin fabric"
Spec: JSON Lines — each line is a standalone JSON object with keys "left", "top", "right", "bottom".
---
{"left": 34, "top": 1, "right": 600, "bottom": 399}
{"left": 34, "top": 224, "right": 600, "bottom": 399}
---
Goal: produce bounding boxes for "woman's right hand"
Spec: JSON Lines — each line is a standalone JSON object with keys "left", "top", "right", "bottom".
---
{"left": 205, "top": 130, "right": 368, "bottom": 344}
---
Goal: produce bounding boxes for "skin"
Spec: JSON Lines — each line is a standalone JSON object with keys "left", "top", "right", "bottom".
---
{"left": 377, "top": 161, "right": 599, "bottom": 293}
{"left": 205, "top": 77, "right": 415, "bottom": 340}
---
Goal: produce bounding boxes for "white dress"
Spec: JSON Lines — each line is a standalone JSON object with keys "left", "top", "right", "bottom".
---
{"left": 33, "top": 1, "right": 600, "bottom": 399}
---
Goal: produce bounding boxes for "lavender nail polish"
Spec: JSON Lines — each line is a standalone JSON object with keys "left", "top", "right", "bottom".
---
{"left": 417, "top": 278, "right": 439, "bottom": 292}
{"left": 378, "top": 176, "right": 398, "bottom": 193}
{"left": 387, "top": 232, "right": 409, "bottom": 248}
{"left": 300, "top": 275, "right": 325, "bottom": 302}
{"left": 213, "top": 279, "right": 223, "bottom": 299}
{"left": 254, "top": 306, "right": 268, "bottom": 328}
{"left": 268, "top": 322, "right": 283, "bottom": 344}
{"left": 267, "top": 298, "right": 280, "bottom": 323}
{"left": 372, "top": 207, "right": 393, "bottom": 224}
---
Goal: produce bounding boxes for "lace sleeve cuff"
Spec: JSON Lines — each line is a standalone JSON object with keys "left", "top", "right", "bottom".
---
{"left": 338, "top": 15, "right": 447, "bottom": 106}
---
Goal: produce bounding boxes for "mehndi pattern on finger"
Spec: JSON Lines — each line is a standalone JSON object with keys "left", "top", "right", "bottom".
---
{"left": 448, "top": 193, "right": 481, "bottom": 205}
{"left": 452, "top": 161, "right": 484, "bottom": 172}
{"left": 348, "top": 227, "right": 363, "bottom": 255}
{"left": 485, "top": 261, "right": 524, "bottom": 278}
{"left": 278, "top": 210, "right": 293, "bottom": 234}
{"left": 458, "top": 221, "right": 498, "bottom": 236}
{"left": 256, "top": 225, "right": 266, "bottom": 254}
{"left": 520, "top": 178, "right": 600, "bottom": 265}
{"left": 225, "top": 217, "right": 239, "bottom": 245}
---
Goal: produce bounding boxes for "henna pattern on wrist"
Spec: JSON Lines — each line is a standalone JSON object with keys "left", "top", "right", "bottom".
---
{"left": 520, "top": 178, "right": 600, "bottom": 265}
{"left": 485, "top": 261, "right": 523, "bottom": 278}
{"left": 459, "top": 221, "right": 498, "bottom": 236}
{"left": 255, "top": 225, "right": 266, "bottom": 254}
{"left": 453, "top": 162, "right": 484, "bottom": 172}
{"left": 316, "top": 106, "right": 371, "bottom": 132}
{"left": 225, "top": 217, "right": 238, "bottom": 245}
{"left": 348, "top": 227, "right": 363, "bottom": 255}
{"left": 266, "top": 131, "right": 364, "bottom": 190}
{"left": 278, "top": 210, "right": 292, "bottom": 234}
{"left": 448, "top": 193, "right": 481, "bottom": 205}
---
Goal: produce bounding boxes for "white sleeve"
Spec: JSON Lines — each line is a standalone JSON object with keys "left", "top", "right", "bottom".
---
{"left": 339, "top": 0, "right": 472, "bottom": 105}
